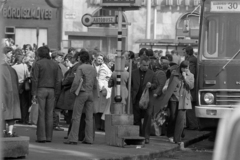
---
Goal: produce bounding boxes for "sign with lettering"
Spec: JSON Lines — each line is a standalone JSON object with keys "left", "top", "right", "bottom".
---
{"left": 100, "top": 0, "right": 142, "bottom": 7}
{"left": 92, "top": 16, "right": 116, "bottom": 24}
{"left": 2, "top": 7, "right": 53, "bottom": 19}
{"left": 211, "top": 1, "right": 240, "bottom": 12}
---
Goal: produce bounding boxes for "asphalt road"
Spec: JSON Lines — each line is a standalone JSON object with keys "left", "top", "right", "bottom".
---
{"left": 154, "top": 138, "right": 214, "bottom": 160}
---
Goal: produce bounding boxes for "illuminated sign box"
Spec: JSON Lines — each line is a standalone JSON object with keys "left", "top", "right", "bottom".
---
{"left": 100, "top": 0, "right": 143, "bottom": 7}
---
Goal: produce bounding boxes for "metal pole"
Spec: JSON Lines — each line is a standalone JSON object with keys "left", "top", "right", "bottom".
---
{"left": 146, "top": 0, "right": 151, "bottom": 39}
{"left": 127, "top": 59, "right": 132, "bottom": 114}
{"left": 153, "top": 7, "right": 157, "bottom": 39}
{"left": 114, "top": 7, "right": 123, "bottom": 104}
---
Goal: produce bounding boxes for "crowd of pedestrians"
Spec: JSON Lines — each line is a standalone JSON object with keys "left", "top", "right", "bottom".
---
{"left": 1, "top": 38, "right": 198, "bottom": 145}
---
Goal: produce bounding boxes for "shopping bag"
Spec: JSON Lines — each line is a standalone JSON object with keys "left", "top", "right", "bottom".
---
{"left": 139, "top": 88, "right": 149, "bottom": 109}
{"left": 29, "top": 102, "right": 39, "bottom": 125}
{"left": 151, "top": 108, "right": 168, "bottom": 136}
{"left": 151, "top": 119, "right": 161, "bottom": 136}
{"left": 154, "top": 108, "right": 168, "bottom": 127}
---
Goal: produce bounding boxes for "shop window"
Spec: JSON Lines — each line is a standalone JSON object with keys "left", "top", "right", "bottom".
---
{"left": 15, "top": 28, "right": 47, "bottom": 49}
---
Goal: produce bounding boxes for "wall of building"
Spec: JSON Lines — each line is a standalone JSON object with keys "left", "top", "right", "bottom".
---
{"left": 62, "top": 0, "right": 200, "bottom": 54}
{"left": 2, "top": 0, "right": 61, "bottom": 50}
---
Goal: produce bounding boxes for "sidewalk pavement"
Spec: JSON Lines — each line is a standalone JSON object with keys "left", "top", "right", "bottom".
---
{"left": 12, "top": 124, "right": 210, "bottom": 160}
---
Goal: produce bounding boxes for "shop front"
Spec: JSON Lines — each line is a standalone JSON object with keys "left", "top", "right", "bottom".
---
{"left": 2, "top": 0, "right": 61, "bottom": 50}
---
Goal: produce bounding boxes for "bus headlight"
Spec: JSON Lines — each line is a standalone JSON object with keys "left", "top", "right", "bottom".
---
{"left": 203, "top": 93, "right": 215, "bottom": 104}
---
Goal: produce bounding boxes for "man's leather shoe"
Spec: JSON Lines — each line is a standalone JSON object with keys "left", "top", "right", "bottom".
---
{"left": 46, "top": 140, "right": 51, "bottom": 143}
{"left": 145, "top": 139, "right": 149, "bottom": 144}
{"left": 64, "top": 141, "right": 77, "bottom": 145}
{"left": 82, "top": 141, "right": 92, "bottom": 144}
{"left": 64, "top": 136, "right": 68, "bottom": 139}
{"left": 36, "top": 140, "right": 46, "bottom": 143}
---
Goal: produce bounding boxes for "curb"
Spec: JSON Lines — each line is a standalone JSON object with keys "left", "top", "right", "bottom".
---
{"left": 183, "top": 132, "right": 211, "bottom": 148}
{"left": 98, "top": 131, "right": 211, "bottom": 160}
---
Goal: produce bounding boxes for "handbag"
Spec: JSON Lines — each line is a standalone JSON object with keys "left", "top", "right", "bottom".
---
{"left": 29, "top": 102, "right": 39, "bottom": 125}
{"left": 139, "top": 88, "right": 149, "bottom": 109}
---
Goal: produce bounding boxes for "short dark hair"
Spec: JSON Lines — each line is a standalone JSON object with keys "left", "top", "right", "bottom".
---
{"left": 3, "top": 46, "right": 13, "bottom": 54}
{"left": 139, "top": 48, "right": 148, "bottom": 57}
{"left": 128, "top": 51, "right": 135, "bottom": 59}
{"left": 13, "top": 48, "right": 23, "bottom": 56}
{"left": 180, "top": 60, "right": 189, "bottom": 69}
{"left": 23, "top": 44, "right": 32, "bottom": 51}
{"left": 14, "top": 55, "right": 24, "bottom": 64}
{"left": 68, "top": 47, "right": 76, "bottom": 54}
{"left": 166, "top": 53, "right": 173, "bottom": 62}
{"left": 80, "top": 51, "right": 90, "bottom": 63}
{"left": 184, "top": 46, "right": 194, "bottom": 55}
{"left": 160, "top": 56, "right": 168, "bottom": 61}
{"left": 37, "top": 46, "right": 51, "bottom": 59}
{"left": 146, "top": 49, "right": 154, "bottom": 57}
{"left": 140, "top": 55, "right": 150, "bottom": 63}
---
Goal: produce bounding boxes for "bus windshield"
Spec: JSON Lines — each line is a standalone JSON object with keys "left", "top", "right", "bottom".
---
{"left": 201, "top": 1, "right": 240, "bottom": 59}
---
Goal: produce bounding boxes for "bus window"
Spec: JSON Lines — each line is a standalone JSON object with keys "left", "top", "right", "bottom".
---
{"left": 202, "top": 14, "right": 240, "bottom": 59}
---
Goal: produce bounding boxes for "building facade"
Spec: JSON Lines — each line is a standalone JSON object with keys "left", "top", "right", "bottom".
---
{"left": 2, "top": 0, "right": 62, "bottom": 50}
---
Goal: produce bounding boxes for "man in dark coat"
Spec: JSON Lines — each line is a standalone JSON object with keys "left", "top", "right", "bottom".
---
{"left": 131, "top": 56, "right": 156, "bottom": 144}
{"left": 184, "top": 46, "right": 198, "bottom": 130}
{"left": 1, "top": 51, "right": 21, "bottom": 137}
{"left": 32, "top": 46, "right": 62, "bottom": 143}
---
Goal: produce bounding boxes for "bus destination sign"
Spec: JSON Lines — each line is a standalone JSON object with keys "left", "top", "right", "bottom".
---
{"left": 211, "top": 1, "right": 240, "bottom": 12}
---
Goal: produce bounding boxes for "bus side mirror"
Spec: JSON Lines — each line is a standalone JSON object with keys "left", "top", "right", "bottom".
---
{"left": 183, "top": 19, "right": 190, "bottom": 33}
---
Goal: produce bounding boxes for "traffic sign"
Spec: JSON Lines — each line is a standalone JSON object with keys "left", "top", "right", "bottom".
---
{"left": 92, "top": 16, "right": 116, "bottom": 24}
{"left": 82, "top": 14, "right": 117, "bottom": 27}
{"left": 100, "top": 0, "right": 143, "bottom": 7}
{"left": 81, "top": 14, "right": 93, "bottom": 27}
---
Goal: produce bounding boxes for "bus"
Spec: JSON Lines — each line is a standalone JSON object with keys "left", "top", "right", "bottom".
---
{"left": 195, "top": 0, "right": 240, "bottom": 129}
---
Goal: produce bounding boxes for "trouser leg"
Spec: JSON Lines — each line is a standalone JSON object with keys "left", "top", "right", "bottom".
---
{"left": 133, "top": 100, "right": 143, "bottom": 136}
{"left": 84, "top": 93, "right": 94, "bottom": 143}
{"left": 142, "top": 104, "right": 153, "bottom": 139}
{"left": 45, "top": 89, "right": 55, "bottom": 141}
{"left": 174, "top": 109, "right": 186, "bottom": 143}
{"left": 36, "top": 89, "right": 47, "bottom": 141}
{"left": 68, "top": 93, "right": 87, "bottom": 142}
{"left": 167, "top": 101, "right": 178, "bottom": 138}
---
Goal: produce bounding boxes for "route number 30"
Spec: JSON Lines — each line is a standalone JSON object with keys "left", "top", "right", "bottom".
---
{"left": 228, "top": 2, "right": 239, "bottom": 9}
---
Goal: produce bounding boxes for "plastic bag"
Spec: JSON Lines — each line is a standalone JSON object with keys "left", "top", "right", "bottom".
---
{"left": 139, "top": 88, "right": 149, "bottom": 109}
{"left": 154, "top": 108, "right": 168, "bottom": 127}
{"left": 151, "top": 108, "right": 168, "bottom": 136}
{"left": 29, "top": 102, "right": 39, "bottom": 125}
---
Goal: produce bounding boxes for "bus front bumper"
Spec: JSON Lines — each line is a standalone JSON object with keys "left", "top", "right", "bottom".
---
{"left": 195, "top": 106, "right": 235, "bottom": 118}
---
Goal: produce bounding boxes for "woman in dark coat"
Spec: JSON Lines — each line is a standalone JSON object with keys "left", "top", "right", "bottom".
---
{"left": 160, "top": 60, "right": 194, "bottom": 143}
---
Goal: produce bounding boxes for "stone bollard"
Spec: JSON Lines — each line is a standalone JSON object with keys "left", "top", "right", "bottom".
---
{"left": 2, "top": 136, "right": 29, "bottom": 158}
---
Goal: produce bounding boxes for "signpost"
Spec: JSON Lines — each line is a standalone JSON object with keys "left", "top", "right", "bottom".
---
{"left": 81, "top": 0, "right": 144, "bottom": 148}
{"left": 99, "top": 0, "right": 145, "bottom": 148}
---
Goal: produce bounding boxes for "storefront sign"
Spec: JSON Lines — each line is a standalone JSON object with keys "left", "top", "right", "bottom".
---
{"left": 2, "top": 6, "right": 52, "bottom": 19}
